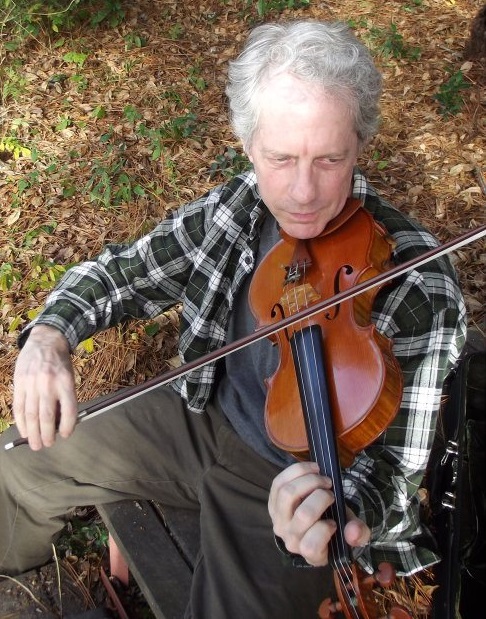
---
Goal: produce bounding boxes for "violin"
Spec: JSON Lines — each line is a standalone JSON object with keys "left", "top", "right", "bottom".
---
{"left": 248, "top": 198, "right": 413, "bottom": 618}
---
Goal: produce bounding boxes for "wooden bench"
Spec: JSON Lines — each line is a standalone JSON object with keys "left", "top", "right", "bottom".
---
{"left": 97, "top": 501, "right": 200, "bottom": 619}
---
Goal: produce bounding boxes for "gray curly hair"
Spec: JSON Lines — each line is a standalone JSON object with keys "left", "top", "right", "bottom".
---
{"left": 226, "top": 21, "right": 382, "bottom": 149}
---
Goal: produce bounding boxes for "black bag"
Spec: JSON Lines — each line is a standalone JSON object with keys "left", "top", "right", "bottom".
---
{"left": 429, "top": 350, "right": 486, "bottom": 619}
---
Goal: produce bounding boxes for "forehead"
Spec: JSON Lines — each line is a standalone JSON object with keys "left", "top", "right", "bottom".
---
{"left": 259, "top": 72, "right": 352, "bottom": 119}
{"left": 254, "top": 73, "right": 356, "bottom": 146}
{"left": 259, "top": 71, "right": 328, "bottom": 108}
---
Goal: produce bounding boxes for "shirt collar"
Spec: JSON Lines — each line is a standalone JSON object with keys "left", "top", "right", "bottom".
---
{"left": 351, "top": 167, "right": 377, "bottom": 201}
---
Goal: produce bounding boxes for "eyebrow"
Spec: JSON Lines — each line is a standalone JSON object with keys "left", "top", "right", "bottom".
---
{"left": 262, "top": 148, "right": 350, "bottom": 159}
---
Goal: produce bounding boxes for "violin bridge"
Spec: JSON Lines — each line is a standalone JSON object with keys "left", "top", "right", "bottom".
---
{"left": 280, "top": 283, "right": 321, "bottom": 315}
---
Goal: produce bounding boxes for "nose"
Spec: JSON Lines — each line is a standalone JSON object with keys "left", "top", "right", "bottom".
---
{"left": 288, "top": 163, "right": 317, "bottom": 205}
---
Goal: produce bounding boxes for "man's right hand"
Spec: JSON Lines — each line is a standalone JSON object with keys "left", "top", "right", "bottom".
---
{"left": 13, "top": 325, "right": 78, "bottom": 450}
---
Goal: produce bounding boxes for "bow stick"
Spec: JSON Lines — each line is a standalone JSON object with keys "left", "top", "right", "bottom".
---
{"left": 5, "top": 223, "right": 485, "bottom": 451}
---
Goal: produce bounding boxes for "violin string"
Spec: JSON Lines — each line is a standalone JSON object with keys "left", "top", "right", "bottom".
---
{"left": 286, "top": 258, "right": 360, "bottom": 618}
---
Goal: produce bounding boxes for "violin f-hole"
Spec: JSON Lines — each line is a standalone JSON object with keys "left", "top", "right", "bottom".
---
{"left": 324, "top": 264, "right": 354, "bottom": 320}
{"left": 270, "top": 302, "right": 292, "bottom": 342}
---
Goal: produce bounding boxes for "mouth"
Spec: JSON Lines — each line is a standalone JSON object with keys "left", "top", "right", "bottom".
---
{"left": 287, "top": 211, "right": 320, "bottom": 223}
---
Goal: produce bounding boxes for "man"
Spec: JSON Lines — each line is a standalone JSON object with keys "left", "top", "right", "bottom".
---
{"left": 0, "top": 20, "right": 466, "bottom": 618}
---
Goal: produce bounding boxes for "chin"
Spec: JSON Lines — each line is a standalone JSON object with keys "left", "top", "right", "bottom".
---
{"left": 282, "top": 224, "right": 326, "bottom": 240}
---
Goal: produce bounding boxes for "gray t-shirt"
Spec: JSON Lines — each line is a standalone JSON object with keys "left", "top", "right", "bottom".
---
{"left": 217, "top": 213, "right": 295, "bottom": 467}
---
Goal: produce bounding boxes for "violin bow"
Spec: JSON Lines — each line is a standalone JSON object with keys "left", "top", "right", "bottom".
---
{"left": 5, "top": 223, "right": 485, "bottom": 450}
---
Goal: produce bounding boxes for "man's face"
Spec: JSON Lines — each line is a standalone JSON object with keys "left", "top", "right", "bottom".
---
{"left": 247, "top": 73, "right": 360, "bottom": 240}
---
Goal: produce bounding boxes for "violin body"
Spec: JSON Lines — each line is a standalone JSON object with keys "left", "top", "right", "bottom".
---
{"left": 249, "top": 199, "right": 403, "bottom": 466}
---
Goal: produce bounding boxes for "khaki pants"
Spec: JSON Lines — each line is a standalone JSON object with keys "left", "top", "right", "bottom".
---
{"left": 0, "top": 385, "right": 332, "bottom": 618}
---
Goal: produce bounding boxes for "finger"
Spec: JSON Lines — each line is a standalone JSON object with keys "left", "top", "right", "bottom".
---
{"left": 344, "top": 517, "right": 371, "bottom": 548}
{"left": 269, "top": 475, "right": 331, "bottom": 528}
{"left": 273, "top": 461, "right": 321, "bottom": 487}
{"left": 299, "top": 519, "right": 337, "bottom": 566}
{"left": 12, "top": 381, "right": 27, "bottom": 438}
{"left": 293, "top": 487, "right": 335, "bottom": 531}
{"left": 57, "top": 384, "right": 79, "bottom": 439}
{"left": 282, "top": 487, "right": 335, "bottom": 552}
{"left": 22, "top": 379, "right": 43, "bottom": 451}
{"left": 269, "top": 462, "right": 330, "bottom": 515}
{"left": 36, "top": 364, "right": 77, "bottom": 445}
{"left": 38, "top": 393, "right": 60, "bottom": 448}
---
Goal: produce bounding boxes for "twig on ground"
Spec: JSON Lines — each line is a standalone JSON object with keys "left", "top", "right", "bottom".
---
{"left": 52, "top": 543, "right": 63, "bottom": 617}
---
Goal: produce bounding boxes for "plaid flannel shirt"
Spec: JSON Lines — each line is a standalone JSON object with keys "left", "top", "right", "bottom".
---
{"left": 23, "top": 168, "right": 467, "bottom": 575}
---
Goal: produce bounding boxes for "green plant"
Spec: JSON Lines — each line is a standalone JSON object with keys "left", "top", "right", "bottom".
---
{"left": 371, "top": 150, "right": 389, "bottom": 170}
{"left": 85, "top": 159, "right": 120, "bottom": 208}
{"left": 209, "top": 147, "right": 251, "bottom": 180}
{"left": 1, "top": 64, "right": 27, "bottom": 103}
{"left": 85, "top": 155, "right": 145, "bottom": 208}
{"left": 62, "top": 181, "right": 77, "bottom": 198}
{"left": 56, "top": 514, "right": 109, "bottom": 558}
{"left": 367, "top": 23, "right": 421, "bottom": 60}
{"left": 54, "top": 115, "right": 73, "bottom": 131}
{"left": 435, "top": 69, "right": 470, "bottom": 117}
{"left": 115, "top": 172, "right": 146, "bottom": 203}
{"left": 188, "top": 64, "right": 207, "bottom": 92}
{"left": 28, "top": 256, "right": 69, "bottom": 292}
{"left": 90, "top": 0, "right": 125, "bottom": 28}
{"left": 168, "top": 23, "right": 184, "bottom": 40}
{"left": 124, "top": 31, "right": 147, "bottom": 50}
{"left": 1, "top": 0, "right": 125, "bottom": 40}
{"left": 162, "top": 156, "right": 181, "bottom": 194}
{"left": 91, "top": 104, "right": 107, "bottom": 120}
{"left": 71, "top": 73, "right": 88, "bottom": 91}
{"left": 164, "top": 113, "right": 199, "bottom": 140}
{"left": 23, "top": 222, "right": 58, "bottom": 248}
{"left": 136, "top": 113, "right": 200, "bottom": 158}
{"left": 163, "top": 89, "right": 183, "bottom": 105}
{"left": 0, "top": 262, "right": 22, "bottom": 292}
{"left": 255, "top": 0, "right": 310, "bottom": 17}
{"left": 122, "top": 59, "right": 139, "bottom": 76}
{"left": 123, "top": 104, "right": 142, "bottom": 124}
{"left": 403, "top": 0, "right": 424, "bottom": 11}
{"left": 62, "top": 50, "right": 88, "bottom": 67}
{"left": 0, "top": 136, "right": 31, "bottom": 159}
{"left": 16, "top": 168, "right": 41, "bottom": 196}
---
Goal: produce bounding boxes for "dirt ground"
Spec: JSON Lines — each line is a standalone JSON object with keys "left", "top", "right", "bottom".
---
{"left": 0, "top": 0, "right": 485, "bottom": 617}
{"left": 0, "top": 564, "right": 109, "bottom": 619}
{"left": 0, "top": 557, "right": 152, "bottom": 618}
